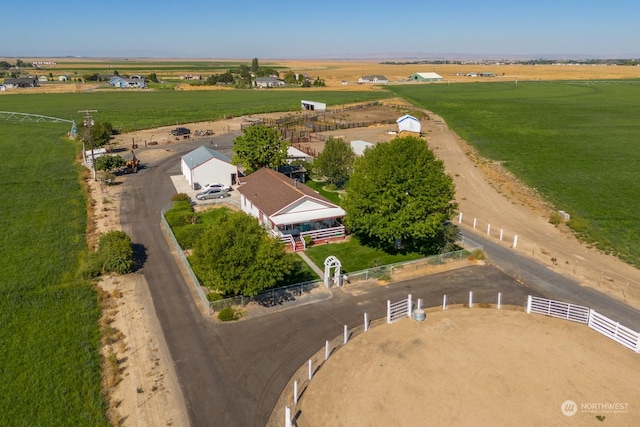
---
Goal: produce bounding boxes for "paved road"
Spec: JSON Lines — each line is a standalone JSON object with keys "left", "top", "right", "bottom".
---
{"left": 462, "top": 229, "right": 640, "bottom": 331}
{"left": 121, "top": 135, "right": 640, "bottom": 426}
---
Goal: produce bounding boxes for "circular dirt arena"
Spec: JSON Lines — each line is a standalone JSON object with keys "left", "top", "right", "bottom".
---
{"left": 290, "top": 309, "right": 640, "bottom": 426}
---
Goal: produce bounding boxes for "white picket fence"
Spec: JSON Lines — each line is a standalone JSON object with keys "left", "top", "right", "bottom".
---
{"left": 526, "top": 295, "right": 589, "bottom": 323}
{"left": 527, "top": 296, "right": 640, "bottom": 353}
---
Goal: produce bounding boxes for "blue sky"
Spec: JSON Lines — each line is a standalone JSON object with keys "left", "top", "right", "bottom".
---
{"left": 3, "top": 0, "right": 639, "bottom": 58}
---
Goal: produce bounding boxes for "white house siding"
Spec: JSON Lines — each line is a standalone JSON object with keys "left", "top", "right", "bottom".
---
{"left": 191, "top": 158, "right": 236, "bottom": 189}
{"left": 285, "top": 198, "right": 330, "bottom": 214}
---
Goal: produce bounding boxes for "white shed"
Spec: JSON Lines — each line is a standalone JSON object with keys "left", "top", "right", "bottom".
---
{"left": 350, "top": 140, "right": 374, "bottom": 156}
{"left": 396, "top": 115, "right": 421, "bottom": 134}
{"left": 301, "top": 100, "right": 326, "bottom": 111}
{"left": 181, "top": 146, "right": 238, "bottom": 190}
{"left": 287, "top": 146, "right": 313, "bottom": 163}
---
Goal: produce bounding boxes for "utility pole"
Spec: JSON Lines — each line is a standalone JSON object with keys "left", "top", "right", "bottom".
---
{"left": 79, "top": 109, "right": 98, "bottom": 180}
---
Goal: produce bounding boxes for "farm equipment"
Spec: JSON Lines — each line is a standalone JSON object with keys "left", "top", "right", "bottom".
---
{"left": 125, "top": 150, "right": 140, "bottom": 173}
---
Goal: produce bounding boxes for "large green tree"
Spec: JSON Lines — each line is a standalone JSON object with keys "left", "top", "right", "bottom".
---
{"left": 232, "top": 125, "right": 289, "bottom": 173}
{"left": 343, "top": 136, "right": 458, "bottom": 255}
{"left": 314, "top": 137, "right": 354, "bottom": 188}
{"left": 190, "top": 211, "right": 295, "bottom": 296}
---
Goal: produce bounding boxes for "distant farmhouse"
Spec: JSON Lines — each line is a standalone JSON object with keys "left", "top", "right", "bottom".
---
{"left": 254, "top": 77, "right": 285, "bottom": 88}
{"left": 409, "top": 72, "right": 443, "bottom": 82}
{"left": 3, "top": 78, "right": 39, "bottom": 88}
{"left": 358, "top": 75, "right": 388, "bottom": 84}
{"left": 32, "top": 61, "right": 56, "bottom": 68}
{"left": 108, "top": 75, "right": 146, "bottom": 88}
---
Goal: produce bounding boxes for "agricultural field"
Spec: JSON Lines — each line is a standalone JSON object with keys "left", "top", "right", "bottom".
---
{"left": 387, "top": 80, "right": 640, "bottom": 266}
{"left": 0, "top": 122, "right": 107, "bottom": 425}
{"left": 0, "top": 90, "right": 391, "bottom": 132}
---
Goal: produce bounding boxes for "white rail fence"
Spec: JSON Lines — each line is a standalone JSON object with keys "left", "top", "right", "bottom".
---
{"left": 526, "top": 295, "right": 589, "bottom": 323}
{"left": 281, "top": 293, "right": 639, "bottom": 426}
{"left": 588, "top": 309, "right": 640, "bottom": 352}
{"left": 527, "top": 296, "right": 640, "bottom": 352}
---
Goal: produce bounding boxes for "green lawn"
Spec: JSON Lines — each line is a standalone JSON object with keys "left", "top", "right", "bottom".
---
{"left": 305, "top": 236, "right": 423, "bottom": 273}
{"left": 0, "top": 122, "right": 107, "bottom": 425}
{"left": 304, "top": 180, "right": 344, "bottom": 206}
{"left": 388, "top": 80, "right": 640, "bottom": 266}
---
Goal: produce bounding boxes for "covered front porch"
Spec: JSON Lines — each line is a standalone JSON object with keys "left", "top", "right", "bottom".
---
{"left": 273, "top": 214, "right": 346, "bottom": 252}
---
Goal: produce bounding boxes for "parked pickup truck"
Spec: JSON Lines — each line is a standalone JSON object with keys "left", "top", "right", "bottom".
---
{"left": 171, "top": 127, "right": 191, "bottom": 136}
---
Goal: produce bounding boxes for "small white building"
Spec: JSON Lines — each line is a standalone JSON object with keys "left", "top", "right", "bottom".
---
{"left": 397, "top": 115, "right": 421, "bottom": 134}
{"left": 180, "top": 146, "right": 238, "bottom": 190}
{"left": 301, "top": 100, "right": 326, "bottom": 111}
{"left": 350, "top": 140, "right": 374, "bottom": 156}
{"left": 287, "top": 146, "right": 313, "bottom": 163}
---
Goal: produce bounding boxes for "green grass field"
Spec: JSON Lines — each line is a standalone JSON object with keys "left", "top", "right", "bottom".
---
{"left": 0, "top": 122, "right": 107, "bottom": 425}
{"left": 388, "top": 80, "right": 640, "bottom": 266}
{"left": 0, "top": 90, "right": 390, "bottom": 132}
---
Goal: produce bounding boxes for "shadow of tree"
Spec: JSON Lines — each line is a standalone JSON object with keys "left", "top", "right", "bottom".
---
{"left": 131, "top": 243, "right": 147, "bottom": 272}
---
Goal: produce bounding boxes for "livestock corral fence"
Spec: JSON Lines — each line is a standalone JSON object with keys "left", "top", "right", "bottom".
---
{"left": 277, "top": 294, "right": 639, "bottom": 426}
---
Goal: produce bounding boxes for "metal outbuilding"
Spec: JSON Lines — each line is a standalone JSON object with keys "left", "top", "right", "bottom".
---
{"left": 396, "top": 115, "right": 421, "bottom": 134}
{"left": 301, "top": 100, "right": 326, "bottom": 111}
{"left": 409, "top": 72, "right": 443, "bottom": 82}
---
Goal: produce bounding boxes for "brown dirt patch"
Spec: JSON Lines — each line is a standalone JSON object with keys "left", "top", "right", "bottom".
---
{"left": 293, "top": 309, "right": 640, "bottom": 426}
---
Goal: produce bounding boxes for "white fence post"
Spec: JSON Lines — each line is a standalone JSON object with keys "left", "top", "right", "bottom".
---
{"left": 308, "top": 359, "right": 313, "bottom": 381}
{"left": 407, "top": 294, "right": 413, "bottom": 317}
{"left": 325, "top": 340, "right": 330, "bottom": 361}
{"left": 526, "top": 295, "right": 532, "bottom": 314}
{"left": 469, "top": 291, "right": 473, "bottom": 308}
{"left": 458, "top": 212, "right": 463, "bottom": 223}
{"left": 293, "top": 381, "right": 298, "bottom": 404}
{"left": 500, "top": 229, "right": 503, "bottom": 241}
{"left": 497, "top": 292, "right": 502, "bottom": 309}
{"left": 343, "top": 325, "right": 348, "bottom": 344}
{"left": 364, "top": 313, "right": 369, "bottom": 332}
{"left": 513, "top": 234, "right": 518, "bottom": 248}
{"left": 443, "top": 294, "right": 447, "bottom": 310}
{"left": 285, "top": 406, "right": 292, "bottom": 427}
{"left": 387, "top": 300, "right": 391, "bottom": 324}
{"left": 473, "top": 218, "right": 477, "bottom": 229}
{"left": 487, "top": 224, "right": 491, "bottom": 235}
